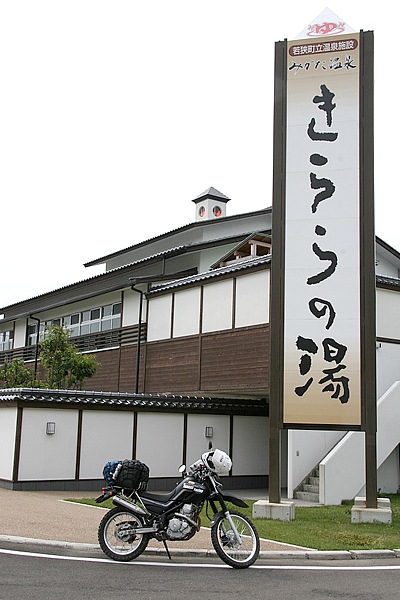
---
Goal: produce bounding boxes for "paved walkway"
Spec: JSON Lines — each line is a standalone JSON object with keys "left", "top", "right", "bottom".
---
{"left": 0, "top": 487, "right": 308, "bottom": 552}
{"left": 2, "top": 488, "right": 399, "bottom": 560}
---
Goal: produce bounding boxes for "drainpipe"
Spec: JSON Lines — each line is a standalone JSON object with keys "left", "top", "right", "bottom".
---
{"left": 130, "top": 283, "right": 144, "bottom": 394}
{"left": 128, "top": 270, "right": 194, "bottom": 393}
{"left": 29, "top": 315, "right": 41, "bottom": 379}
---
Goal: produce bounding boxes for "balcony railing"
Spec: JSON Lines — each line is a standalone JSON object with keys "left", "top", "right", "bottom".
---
{"left": 0, "top": 324, "right": 147, "bottom": 366}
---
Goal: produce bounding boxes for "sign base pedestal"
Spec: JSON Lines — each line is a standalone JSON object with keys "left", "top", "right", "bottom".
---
{"left": 252, "top": 500, "right": 295, "bottom": 521}
{"left": 351, "top": 496, "right": 392, "bottom": 524}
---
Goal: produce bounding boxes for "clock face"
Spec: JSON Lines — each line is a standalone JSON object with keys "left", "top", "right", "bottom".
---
{"left": 199, "top": 206, "right": 206, "bottom": 217}
{"left": 213, "top": 205, "right": 221, "bottom": 217}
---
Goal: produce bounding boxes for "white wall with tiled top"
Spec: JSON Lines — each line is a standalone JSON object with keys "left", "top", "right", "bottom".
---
{"left": 18, "top": 408, "right": 78, "bottom": 481}
{"left": 0, "top": 406, "right": 18, "bottom": 480}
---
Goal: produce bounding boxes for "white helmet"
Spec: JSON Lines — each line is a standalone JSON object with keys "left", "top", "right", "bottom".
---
{"left": 202, "top": 449, "right": 232, "bottom": 475}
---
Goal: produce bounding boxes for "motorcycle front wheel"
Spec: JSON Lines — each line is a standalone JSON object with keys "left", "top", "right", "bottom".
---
{"left": 211, "top": 510, "right": 260, "bottom": 568}
{"left": 98, "top": 506, "right": 149, "bottom": 561}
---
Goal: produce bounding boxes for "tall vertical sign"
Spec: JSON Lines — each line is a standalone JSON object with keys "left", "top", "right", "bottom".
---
{"left": 284, "top": 33, "right": 362, "bottom": 426}
{"left": 269, "top": 10, "right": 376, "bottom": 503}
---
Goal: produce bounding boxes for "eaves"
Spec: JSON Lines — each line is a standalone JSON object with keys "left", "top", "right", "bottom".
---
{"left": 84, "top": 207, "right": 272, "bottom": 267}
{"left": 0, "top": 388, "right": 269, "bottom": 417}
{"left": 147, "top": 255, "right": 272, "bottom": 296}
{"left": 376, "top": 274, "right": 400, "bottom": 291}
{"left": 0, "top": 252, "right": 185, "bottom": 322}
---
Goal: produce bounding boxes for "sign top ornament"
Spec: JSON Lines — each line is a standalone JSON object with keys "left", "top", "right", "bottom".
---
{"left": 295, "top": 7, "right": 355, "bottom": 39}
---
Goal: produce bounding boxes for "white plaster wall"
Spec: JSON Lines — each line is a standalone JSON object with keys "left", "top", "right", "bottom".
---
{"left": 147, "top": 295, "right": 172, "bottom": 341}
{"left": 376, "top": 255, "right": 399, "bottom": 278}
{"left": 18, "top": 408, "right": 78, "bottom": 480}
{"left": 79, "top": 411, "right": 134, "bottom": 479}
{"left": 376, "top": 342, "right": 400, "bottom": 400}
{"left": 320, "top": 431, "right": 364, "bottom": 505}
{"left": 235, "top": 271, "right": 269, "bottom": 328}
{"left": 136, "top": 413, "right": 184, "bottom": 477}
{"left": 377, "top": 448, "right": 400, "bottom": 494}
{"left": 122, "top": 289, "right": 146, "bottom": 327}
{"left": 281, "top": 429, "right": 288, "bottom": 485}
{"left": 186, "top": 414, "right": 230, "bottom": 469}
{"left": 0, "top": 407, "right": 17, "bottom": 480}
{"left": 231, "top": 416, "right": 268, "bottom": 475}
{"left": 321, "top": 382, "right": 400, "bottom": 503}
{"left": 173, "top": 288, "right": 201, "bottom": 337}
{"left": 376, "top": 288, "right": 400, "bottom": 340}
{"left": 202, "top": 280, "right": 233, "bottom": 333}
{"left": 13, "top": 321, "right": 26, "bottom": 348}
{"left": 287, "top": 429, "right": 344, "bottom": 498}
{"left": 199, "top": 244, "right": 237, "bottom": 273}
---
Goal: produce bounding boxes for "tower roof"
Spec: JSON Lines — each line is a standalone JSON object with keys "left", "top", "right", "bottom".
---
{"left": 192, "top": 186, "right": 231, "bottom": 204}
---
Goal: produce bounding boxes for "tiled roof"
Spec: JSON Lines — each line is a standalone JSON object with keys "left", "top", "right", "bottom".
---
{"left": 84, "top": 207, "right": 272, "bottom": 267}
{"left": 0, "top": 246, "right": 187, "bottom": 313}
{"left": 147, "top": 254, "right": 271, "bottom": 295}
{"left": 0, "top": 230, "right": 269, "bottom": 313}
{"left": 0, "top": 388, "right": 268, "bottom": 416}
{"left": 376, "top": 274, "right": 400, "bottom": 289}
{"left": 192, "top": 186, "right": 231, "bottom": 203}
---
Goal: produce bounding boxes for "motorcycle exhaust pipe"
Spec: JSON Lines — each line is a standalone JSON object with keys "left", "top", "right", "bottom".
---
{"left": 113, "top": 495, "right": 147, "bottom": 516}
{"left": 173, "top": 513, "right": 199, "bottom": 531}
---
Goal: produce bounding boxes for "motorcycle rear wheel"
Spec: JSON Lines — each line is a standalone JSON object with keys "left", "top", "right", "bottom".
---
{"left": 98, "top": 506, "right": 149, "bottom": 561}
{"left": 211, "top": 510, "right": 260, "bottom": 568}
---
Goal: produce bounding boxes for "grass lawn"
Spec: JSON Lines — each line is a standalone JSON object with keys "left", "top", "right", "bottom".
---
{"left": 252, "top": 497, "right": 400, "bottom": 551}
{"left": 68, "top": 494, "right": 400, "bottom": 551}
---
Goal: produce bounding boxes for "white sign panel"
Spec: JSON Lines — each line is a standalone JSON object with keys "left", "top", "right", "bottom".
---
{"left": 283, "top": 32, "right": 361, "bottom": 426}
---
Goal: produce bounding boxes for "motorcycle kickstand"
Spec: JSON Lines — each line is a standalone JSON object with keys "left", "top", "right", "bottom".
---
{"left": 162, "top": 540, "right": 172, "bottom": 560}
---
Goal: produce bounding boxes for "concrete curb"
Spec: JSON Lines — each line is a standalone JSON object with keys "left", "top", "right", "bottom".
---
{"left": 0, "top": 535, "right": 101, "bottom": 552}
{"left": 1, "top": 535, "right": 400, "bottom": 560}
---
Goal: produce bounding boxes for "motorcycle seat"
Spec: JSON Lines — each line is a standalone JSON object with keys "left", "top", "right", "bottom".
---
{"left": 139, "top": 490, "right": 176, "bottom": 503}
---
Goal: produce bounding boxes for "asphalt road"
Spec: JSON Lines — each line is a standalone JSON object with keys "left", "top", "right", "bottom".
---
{"left": 1, "top": 544, "right": 400, "bottom": 600}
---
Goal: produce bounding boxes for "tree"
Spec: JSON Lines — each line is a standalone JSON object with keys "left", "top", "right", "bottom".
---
{"left": 0, "top": 359, "right": 41, "bottom": 388}
{"left": 39, "top": 325, "right": 99, "bottom": 389}
{"left": 0, "top": 326, "right": 99, "bottom": 390}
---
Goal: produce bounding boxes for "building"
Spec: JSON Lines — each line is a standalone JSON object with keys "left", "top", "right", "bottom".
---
{"left": 1, "top": 187, "right": 400, "bottom": 502}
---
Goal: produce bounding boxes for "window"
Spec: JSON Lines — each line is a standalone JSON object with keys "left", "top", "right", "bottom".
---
{"left": 66, "top": 313, "right": 80, "bottom": 337}
{"left": 27, "top": 323, "right": 41, "bottom": 346}
{"left": 26, "top": 302, "right": 122, "bottom": 344}
{"left": 213, "top": 205, "right": 221, "bottom": 217}
{"left": 101, "top": 303, "right": 122, "bottom": 331}
{"left": 0, "top": 330, "right": 13, "bottom": 351}
{"left": 80, "top": 309, "right": 101, "bottom": 335}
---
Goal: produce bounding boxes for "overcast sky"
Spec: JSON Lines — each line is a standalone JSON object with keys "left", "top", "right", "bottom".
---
{"left": 0, "top": 1, "right": 397, "bottom": 308}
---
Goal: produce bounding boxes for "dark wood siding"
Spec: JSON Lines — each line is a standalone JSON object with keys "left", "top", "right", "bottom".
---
{"left": 142, "top": 325, "right": 269, "bottom": 395}
{"left": 83, "top": 346, "right": 144, "bottom": 393}
{"left": 119, "top": 345, "right": 144, "bottom": 393}
{"left": 86, "top": 349, "right": 120, "bottom": 392}
{"left": 200, "top": 326, "right": 269, "bottom": 393}
{"left": 144, "top": 337, "right": 200, "bottom": 393}
{"left": 20, "top": 325, "right": 270, "bottom": 396}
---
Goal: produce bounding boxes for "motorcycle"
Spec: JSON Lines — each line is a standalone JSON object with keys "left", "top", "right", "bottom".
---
{"left": 96, "top": 448, "right": 260, "bottom": 568}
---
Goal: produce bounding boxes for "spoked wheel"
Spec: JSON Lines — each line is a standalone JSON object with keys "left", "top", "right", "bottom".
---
{"left": 211, "top": 510, "right": 260, "bottom": 568}
{"left": 98, "top": 507, "right": 149, "bottom": 561}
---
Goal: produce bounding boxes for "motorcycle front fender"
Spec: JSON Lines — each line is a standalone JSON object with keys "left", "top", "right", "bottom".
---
{"left": 220, "top": 493, "right": 249, "bottom": 509}
{"left": 210, "top": 510, "right": 225, "bottom": 527}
